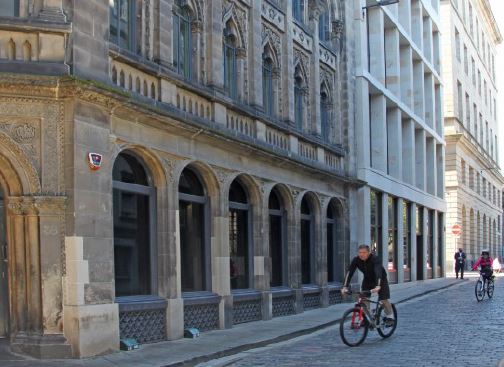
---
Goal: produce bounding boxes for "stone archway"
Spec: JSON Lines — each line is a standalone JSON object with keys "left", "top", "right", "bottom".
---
{"left": 0, "top": 133, "right": 69, "bottom": 358}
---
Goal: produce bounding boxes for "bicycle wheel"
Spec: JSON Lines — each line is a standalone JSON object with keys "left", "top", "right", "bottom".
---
{"left": 475, "top": 280, "right": 485, "bottom": 302}
{"left": 487, "top": 279, "right": 495, "bottom": 298}
{"left": 377, "top": 303, "right": 397, "bottom": 338}
{"left": 339, "top": 307, "right": 369, "bottom": 347}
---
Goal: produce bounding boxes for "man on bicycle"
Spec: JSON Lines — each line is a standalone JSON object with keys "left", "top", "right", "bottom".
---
{"left": 472, "top": 249, "right": 493, "bottom": 279}
{"left": 341, "top": 244, "right": 394, "bottom": 325}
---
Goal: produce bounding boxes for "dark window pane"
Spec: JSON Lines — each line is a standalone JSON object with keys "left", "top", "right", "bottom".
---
{"left": 230, "top": 209, "right": 249, "bottom": 289}
{"left": 327, "top": 222, "right": 334, "bottom": 283}
{"left": 269, "top": 215, "right": 283, "bottom": 287}
{"left": 179, "top": 168, "right": 204, "bottom": 196}
{"left": 180, "top": 200, "right": 205, "bottom": 291}
{"left": 301, "top": 219, "right": 311, "bottom": 284}
{"left": 268, "top": 189, "right": 281, "bottom": 210}
{"left": 110, "top": 0, "right": 119, "bottom": 45}
{"left": 113, "top": 189, "right": 151, "bottom": 296}
{"left": 113, "top": 153, "right": 149, "bottom": 185}
{"left": 301, "top": 197, "right": 311, "bottom": 215}
{"left": 263, "top": 56, "right": 273, "bottom": 116}
{"left": 0, "top": 0, "right": 19, "bottom": 17}
{"left": 229, "top": 180, "right": 248, "bottom": 204}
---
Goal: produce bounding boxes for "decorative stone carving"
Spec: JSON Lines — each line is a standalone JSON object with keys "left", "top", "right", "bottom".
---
{"left": 293, "top": 49, "right": 310, "bottom": 81}
{"left": 223, "top": 0, "right": 249, "bottom": 49}
{"left": 261, "top": 1, "right": 285, "bottom": 31}
{"left": 319, "top": 44, "right": 337, "bottom": 69}
{"left": 292, "top": 23, "right": 312, "bottom": 52}
{"left": 332, "top": 20, "right": 344, "bottom": 39}
{"left": 0, "top": 117, "right": 41, "bottom": 171}
{"left": 0, "top": 131, "right": 41, "bottom": 194}
{"left": 7, "top": 196, "right": 66, "bottom": 216}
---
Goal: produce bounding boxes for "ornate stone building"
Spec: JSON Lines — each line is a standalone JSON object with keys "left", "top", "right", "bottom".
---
{"left": 440, "top": 0, "right": 504, "bottom": 270}
{"left": 0, "top": 0, "right": 358, "bottom": 358}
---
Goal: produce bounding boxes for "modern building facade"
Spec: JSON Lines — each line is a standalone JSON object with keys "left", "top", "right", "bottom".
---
{"left": 353, "top": 0, "right": 446, "bottom": 283}
{"left": 0, "top": 0, "right": 361, "bottom": 359}
{"left": 440, "top": 0, "right": 504, "bottom": 270}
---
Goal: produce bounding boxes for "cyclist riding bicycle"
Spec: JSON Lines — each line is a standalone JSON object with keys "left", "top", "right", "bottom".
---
{"left": 472, "top": 249, "right": 494, "bottom": 279}
{"left": 341, "top": 244, "right": 394, "bottom": 325}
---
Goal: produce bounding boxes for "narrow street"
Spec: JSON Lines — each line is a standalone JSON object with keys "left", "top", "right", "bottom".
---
{"left": 200, "top": 278, "right": 504, "bottom": 367}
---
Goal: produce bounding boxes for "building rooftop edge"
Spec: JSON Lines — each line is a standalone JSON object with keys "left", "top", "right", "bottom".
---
{"left": 480, "top": 0, "right": 503, "bottom": 44}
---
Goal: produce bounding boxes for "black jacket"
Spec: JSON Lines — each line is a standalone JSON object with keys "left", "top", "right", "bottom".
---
{"left": 454, "top": 251, "right": 466, "bottom": 263}
{"left": 344, "top": 254, "right": 387, "bottom": 287}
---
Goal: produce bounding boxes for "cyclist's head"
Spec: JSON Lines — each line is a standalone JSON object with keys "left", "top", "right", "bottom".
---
{"left": 482, "top": 250, "right": 490, "bottom": 257}
{"left": 358, "top": 244, "right": 371, "bottom": 260}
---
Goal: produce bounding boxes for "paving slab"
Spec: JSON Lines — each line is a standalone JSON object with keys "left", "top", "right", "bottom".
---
{"left": 0, "top": 277, "right": 464, "bottom": 367}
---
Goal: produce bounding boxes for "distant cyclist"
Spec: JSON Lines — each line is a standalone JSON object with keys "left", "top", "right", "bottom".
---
{"left": 472, "top": 249, "right": 493, "bottom": 280}
{"left": 341, "top": 244, "right": 394, "bottom": 325}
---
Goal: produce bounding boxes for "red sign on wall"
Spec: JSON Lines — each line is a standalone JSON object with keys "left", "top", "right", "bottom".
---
{"left": 451, "top": 224, "right": 462, "bottom": 236}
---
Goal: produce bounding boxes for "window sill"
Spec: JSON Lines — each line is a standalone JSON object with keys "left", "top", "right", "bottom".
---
{"left": 302, "top": 285, "right": 321, "bottom": 294}
{"left": 116, "top": 295, "right": 167, "bottom": 312}
{"left": 271, "top": 286, "right": 293, "bottom": 297}
{"left": 232, "top": 289, "right": 262, "bottom": 301}
{"left": 182, "top": 292, "right": 220, "bottom": 305}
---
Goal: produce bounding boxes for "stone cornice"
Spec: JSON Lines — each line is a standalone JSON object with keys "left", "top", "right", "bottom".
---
{"left": 476, "top": 0, "right": 502, "bottom": 44}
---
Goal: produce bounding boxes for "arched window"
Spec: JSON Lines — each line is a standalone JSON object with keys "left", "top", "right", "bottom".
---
{"left": 294, "top": 66, "right": 304, "bottom": 129}
{"left": 300, "top": 196, "right": 314, "bottom": 284}
{"left": 179, "top": 167, "right": 209, "bottom": 292}
{"left": 319, "top": 11, "right": 330, "bottom": 42}
{"left": 110, "top": 0, "right": 142, "bottom": 54}
{"left": 0, "top": 1, "right": 19, "bottom": 17}
{"left": 173, "top": 0, "right": 192, "bottom": 78}
{"left": 263, "top": 50, "right": 274, "bottom": 116}
{"left": 229, "top": 179, "right": 251, "bottom": 290}
{"left": 113, "top": 152, "right": 156, "bottom": 297}
{"left": 269, "top": 187, "right": 286, "bottom": 287}
{"left": 223, "top": 21, "right": 238, "bottom": 99}
{"left": 320, "top": 87, "right": 330, "bottom": 140}
{"left": 292, "top": 0, "right": 305, "bottom": 23}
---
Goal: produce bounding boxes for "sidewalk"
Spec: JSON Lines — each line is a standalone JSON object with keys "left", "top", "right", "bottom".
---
{"left": 1, "top": 278, "right": 463, "bottom": 367}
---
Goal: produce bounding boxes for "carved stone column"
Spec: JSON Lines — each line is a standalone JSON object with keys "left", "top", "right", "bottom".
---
{"left": 7, "top": 196, "right": 71, "bottom": 358}
{"left": 192, "top": 20, "right": 203, "bottom": 83}
{"left": 35, "top": 196, "right": 66, "bottom": 335}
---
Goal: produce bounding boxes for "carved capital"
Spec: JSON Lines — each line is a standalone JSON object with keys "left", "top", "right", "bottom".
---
{"left": 236, "top": 47, "right": 247, "bottom": 59}
{"left": 332, "top": 20, "right": 344, "bottom": 38}
{"left": 6, "top": 196, "right": 66, "bottom": 216}
{"left": 33, "top": 196, "right": 67, "bottom": 215}
{"left": 192, "top": 20, "right": 203, "bottom": 33}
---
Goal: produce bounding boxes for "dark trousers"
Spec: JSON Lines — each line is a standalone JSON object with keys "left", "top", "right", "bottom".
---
{"left": 455, "top": 262, "right": 465, "bottom": 278}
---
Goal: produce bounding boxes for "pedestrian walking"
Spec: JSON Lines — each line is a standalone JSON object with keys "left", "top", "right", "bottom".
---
{"left": 492, "top": 257, "right": 501, "bottom": 274}
{"left": 454, "top": 248, "right": 466, "bottom": 279}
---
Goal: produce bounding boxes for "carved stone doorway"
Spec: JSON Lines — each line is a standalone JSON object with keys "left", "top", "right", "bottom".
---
{"left": 0, "top": 186, "right": 8, "bottom": 338}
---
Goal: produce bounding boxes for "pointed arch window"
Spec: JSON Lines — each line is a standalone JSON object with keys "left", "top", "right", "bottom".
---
{"left": 263, "top": 50, "right": 274, "bottom": 116}
{"left": 294, "top": 66, "right": 304, "bottom": 129}
{"left": 319, "top": 11, "right": 330, "bottom": 42}
{"left": 320, "top": 86, "right": 331, "bottom": 141}
{"left": 223, "top": 22, "right": 238, "bottom": 99}
{"left": 173, "top": 0, "right": 192, "bottom": 79}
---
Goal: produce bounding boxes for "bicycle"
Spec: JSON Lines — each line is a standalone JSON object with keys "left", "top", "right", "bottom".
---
{"left": 475, "top": 269, "right": 495, "bottom": 302}
{"left": 339, "top": 290, "right": 397, "bottom": 347}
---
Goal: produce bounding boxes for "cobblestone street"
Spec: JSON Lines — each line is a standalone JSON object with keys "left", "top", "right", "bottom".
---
{"left": 200, "top": 279, "right": 504, "bottom": 367}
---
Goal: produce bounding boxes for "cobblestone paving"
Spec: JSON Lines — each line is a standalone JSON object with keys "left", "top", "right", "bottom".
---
{"left": 200, "top": 279, "right": 504, "bottom": 367}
